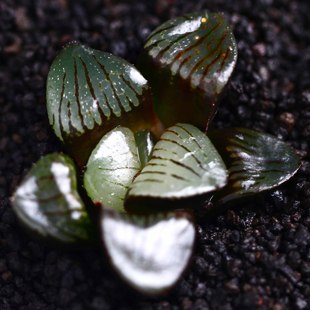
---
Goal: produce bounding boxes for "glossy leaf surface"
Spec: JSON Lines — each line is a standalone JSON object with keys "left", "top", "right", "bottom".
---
{"left": 209, "top": 128, "right": 301, "bottom": 204}
{"left": 47, "top": 42, "right": 160, "bottom": 166}
{"left": 126, "top": 123, "right": 227, "bottom": 211}
{"left": 12, "top": 153, "right": 92, "bottom": 243}
{"left": 100, "top": 208, "right": 195, "bottom": 295}
{"left": 134, "top": 130, "right": 155, "bottom": 168}
{"left": 139, "top": 11, "right": 237, "bottom": 130}
{"left": 84, "top": 127, "right": 141, "bottom": 212}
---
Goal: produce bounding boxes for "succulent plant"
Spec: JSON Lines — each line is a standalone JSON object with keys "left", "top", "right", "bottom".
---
{"left": 11, "top": 153, "right": 93, "bottom": 243}
{"left": 125, "top": 123, "right": 228, "bottom": 213}
{"left": 84, "top": 126, "right": 141, "bottom": 212}
{"left": 138, "top": 11, "right": 237, "bottom": 130}
{"left": 12, "top": 11, "right": 300, "bottom": 296}
{"left": 209, "top": 128, "right": 301, "bottom": 205}
{"left": 46, "top": 42, "right": 162, "bottom": 166}
{"left": 100, "top": 209, "right": 195, "bottom": 295}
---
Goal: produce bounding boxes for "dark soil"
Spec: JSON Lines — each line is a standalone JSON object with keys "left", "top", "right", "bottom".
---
{"left": 1, "top": 0, "right": 310, "bottom": 309}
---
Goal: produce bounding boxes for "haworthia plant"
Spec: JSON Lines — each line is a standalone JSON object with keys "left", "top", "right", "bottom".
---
{"left": 11, "top": 153, "right": 92, "bottom": 243}
{"left": 126, "top": 123, "right": 228, "bottom": 213}
{"left": 100, "top": 208, "right": 195, "bottom": 295}
{"left": 84, "top": 127, "right": 141, "bottom": 212}
{"left": 209, "top": 128, "right": 301, "bottom": 205}
{"left": 13, "top": 11, "right": 303, "bottom": 297}
{"left": 46, "top": 42, "right": 161, "bottom": 166}
{"left": 139, "top": 11, "right": 237, "bottom": 130}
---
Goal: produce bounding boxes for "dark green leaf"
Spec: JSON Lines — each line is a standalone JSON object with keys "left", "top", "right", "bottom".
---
{"left": 11, "top": 153, "right": 92, "bottom": 243}
{"left": 139, "top": 11, "right": 237, "bottom": 130}
{"left": 134, "top": 130, "right": 155, "bottom": 168}
{"left": 46, "top": 42, "right": 161, "bottom": 166}
{"left": 100, "top": 208, "right": 195, "bottom": 295}
{"left": 209, "top": 128, "right": 301, "bottom": 205}
{"left": 126, "top": 123, "right": 227, "bottom": 212}
{"left": 84, "top": 127, "right": 141, "bottom": 212}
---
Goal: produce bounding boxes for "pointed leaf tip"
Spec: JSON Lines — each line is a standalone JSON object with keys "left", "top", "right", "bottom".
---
{"left": 84, "top": 126, "right": 141, "bottom": 212}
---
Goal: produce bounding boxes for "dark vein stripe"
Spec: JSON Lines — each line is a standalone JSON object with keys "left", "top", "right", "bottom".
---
{"left": 229, "top": 138, "right": 254, "bottom": 151}
{"left": 152, "top": 155, "right": 201, "bottom": 177}
{"left": 147, "top": 162, "right": 167, "bottom": 168}
{"left": 146, "top": 23, "right": 180, "bottom": 44}
{"left": 169, "top": 158, "right": 201, "bottom": 177}
{"left": 132, "top": 179, "right": 162, "bottom": 184}
{"left": 242, "top": 130, "right": 261, "bottom": 139}
{"left": 190, "top": 31, "right": 228, "bottom": 78}
{"left": 171, "top": 174, "right": 190, "bottom": 182}
{"left": 159, "top": 138, "right": 204, "bottom": 169}
{"left": 177, "top": 55, "right": 193, "bottom": 75}
{"left": 174, "top": 24, "right": 222, "bottom": 81}
{"left": 170, "top": 20, "right": 223, "bottom": 69}
{"left": 58, "top": 72, "right": 66, "bottom": 135}
{"left": 120, "top": 75, "right": 139, "bottom": 97}
{"left": 171, "top": 37, "right": 204, "bottom": 70}
{"left": 157, "top": 33, "right": 191, "bottom": 59}
{"left": 124, "top": 93, "right": 134, "bottom": 110}
{"left": 202, "top": 51, "right": 225, "bottom": 76}
{"left": 228, "top": 142, "right": 254, "bottom": 154}
{"left": 219, "top": 49, "right": 230, "bottom": 71}
{"left": 93, "top": 56, "right": 122, "bottom": 115}
{"left": 153, "top": 146, "right": 178, "bottom": 156}
{"left": 199, "top": 36, "right": 228, "bottom": 84}
{"left": 164, "top": 129, "right": 182, "bottom": 137}
{"left": 188, "top": 54, "right": 210, "bottom": 78}
{"left": 101, "top": 91, "right": 111, "bottom": 118}
{"left": 141, "top": 171, "right": 166, "bottom": 176}
{"left": 80, "top": 57, "right": 97, "bottom": 100}
{"left": 103, "top": 70, "right": 124, "bottom": 114}
{"left": 74, "top": 59, "right": 83, "bottom": 128}
{"left": 145, "top": 37, "right": 169, "bottom": 51}
{"left": 67, "top": 100, "right": 75, "bottom": 133}
{"left": 174, "top": 125, "right": 202, "bottom": 150}
{"left": 140, "top": 171, "right": 192, "bottom": 183}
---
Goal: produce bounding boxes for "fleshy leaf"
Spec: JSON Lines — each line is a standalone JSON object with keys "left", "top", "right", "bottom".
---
{"left": 84, "top": 127, "right": 141, "bottom": 212}
{"left": 134, "top": 130, "right": 155, "bottom": 168}
{"left": 11, "top": 153, "right": 92, "bottom": 243}
{"left": 126, "top": 123, "right": 227, "bottom": 212}
{"left": 100, "top": 208, "right": 195, "bottom": 295}
{"left": 46, "top": 42, "right": 161, "bottom": 166}
{"left": 139, "top": 11, "right": 237, "bottom": 130}
{"left": 208, "top": 128, "right": 301, "bottom": 205}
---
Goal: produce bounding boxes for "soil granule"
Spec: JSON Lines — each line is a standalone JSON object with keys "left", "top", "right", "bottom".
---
{"left": 1, "top": 0, "right": 310, "bottom": 309}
